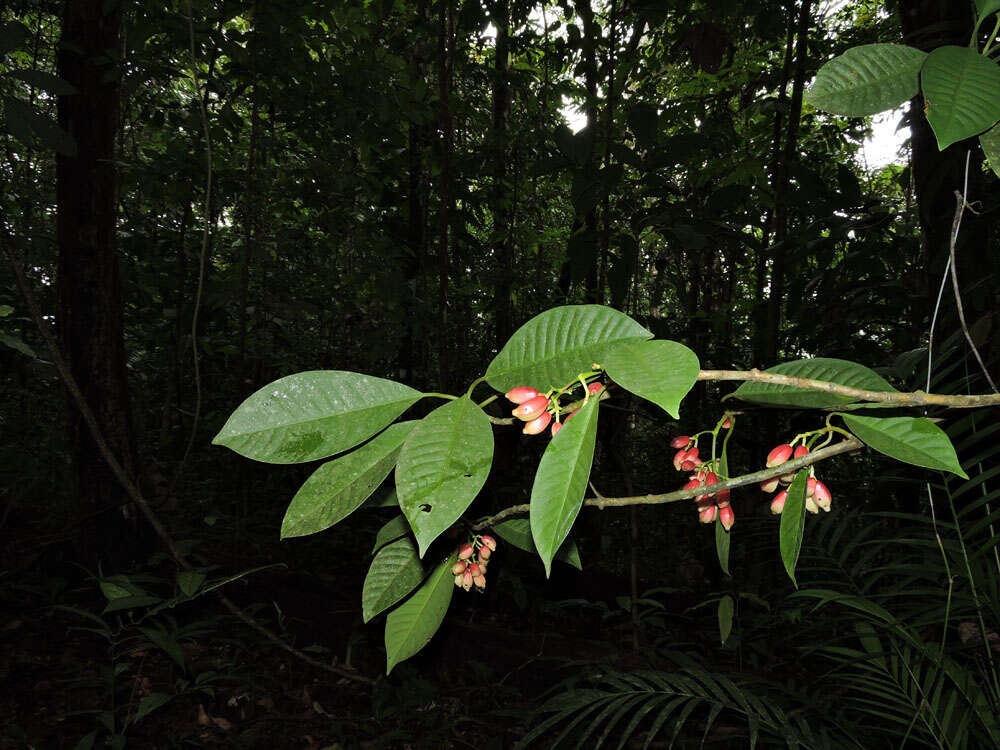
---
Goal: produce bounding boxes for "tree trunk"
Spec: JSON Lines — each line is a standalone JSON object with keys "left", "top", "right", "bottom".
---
{"left": 491, "top": 0, "right": 513, "bottom": 350}
{"left": 56, "top": 0, "right": 137, "bottom": 568}
{"left": 436, "top": 0, "right": 454, "bottom": 390}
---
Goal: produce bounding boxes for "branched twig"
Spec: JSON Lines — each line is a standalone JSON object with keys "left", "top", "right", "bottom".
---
{"left": 472, "top": 437, "right": 863, "bottom": 530}
{"left": 0, "top": 222, "right": 373, "bottom": 686}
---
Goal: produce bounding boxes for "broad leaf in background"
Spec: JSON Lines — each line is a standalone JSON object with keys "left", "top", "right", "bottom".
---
{"left": 384, "top": 554, "right": 455, "bottom": 673}
{"left": 213, "top": 371, "right": 421, "bottom": 464}
{"left": 981, "top": 123, "right": 1000, "bottom": 178}
{"left": 0, "top": 332, "right": 34, "bottom": 358}
{"left": 921, "top": 46, "right": 1000, "bottom": 150}
{"left": 396, "top": 398, "right": 493, "bottom": 557}
{"left": 363, "top": 537, "right": 425, "bottom": 622}
{"left": 602, "top": 340, "right": 699, "bottom": 418}
{"left": 372, "top": 515, "right": 411, "bottom": 554}
{"left": 492, "top": 518, "right": 583, "bottom": 570}
{"left": 806, "top": 43, "right": 926, "bottom": 116}
{"left": 719, "top": 595, "right": 734, "bottom": 645}
{"left": 530, "top": 396, "right": 599, "bottom": 577}
{"left": 281, "top": 421, "right": 415, "bottom": 538}
{"left": 732, "top": 358, "right": 897, "bottom": 408}
{"left": 975, "top": 0, "right": 1000, "bottom": 18}
{"left": 485, "top": 305, "right": 652, "bottom": 392}
{"left": 176, "top": 570, "right": 206, "bottom": 597}
{"left": 8, "top": 69, "right": 79, "bottom": 95}
{"left": 780, "top": 471, "right": 808, "bottom": 587}
{"left": 840, "top": 414, "right": 968, "bottom": 478}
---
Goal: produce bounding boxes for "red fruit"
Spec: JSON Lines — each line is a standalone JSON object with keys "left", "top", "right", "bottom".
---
{"left": 719, "top": 505, "right": 735, "bottom": 531}
{"left": 770, "top": 490, "right": 787, "bottom": 515}
{"left": 793, "top": 445, "right": 810, "bottom": 459}
{"left": 452, "top": 561, "right": 468, "bottom": 575}
{"left": 478, "top": 545, "right": 491, "bottom": 560}
{"left": 683, "top": 478, "right": 702, "bottom": 491}
{"left": 513, "top": 395, "right": 549, "bottom": 421}
{"left": 699, "top": 505, "right": 718, "bottom": 524}
{"left": 458, "top": 543, "right": 474, "bottom": 560}
{"left": 766, "top": 444, "right": 793, "bottom": 467}
{"left": 806, "top": 477, "right": 816, "bottom": 497}
{"left": 703, "top": 472, "right": 719, "bottom": 486}
{"left": 670, "top": 436, "right": 691, "bottom": 449}
{"left": 761, "top": 478, "right": 780, "bottom": 493}
{"left": 716, "top": 489, "right": 731, "bottom": 505}
{"left": 505, "top": 386, "right": 541, "bottom": 404}
{"left": 468, "top": 562, "right": 482, "bottom": 577}
{"left": 481, "top": 535, "right": 497, "bottom": 551}
{"left": 550, "top": 421, "right": 563, "bottom": 437}
{"left": 813, "top": 480, "right": 832, "bottom": 511}
{"left": 685, "top": 446, "right": 700, "bottom": 462}
{"left": 523, "top": 411, "right": 552, "bottom": 435}
{"left": 721, "top": 417, "right": 732, "bottom": 429}
{"left": 587, "top": 382, "right": 604, "bottom": 395}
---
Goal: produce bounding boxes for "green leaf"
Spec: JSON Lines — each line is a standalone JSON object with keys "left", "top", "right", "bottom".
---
{"left": 731, "top": 357, "right": 897, "bottom": 408}
{"left": 372, "top": 514, "right": 411, "bottom": 554}
{"left": 135, "top": 693, "right": 171, "bottom": 722}
{"left": 530, "top": 396, "right": 599, "bottom": 577}
{"left": 0, "top": 21, "right": 28, "bottom": 55}
{"left": 921, "top": 46, "right": 1000, "bottom": 150}
{"left": 176, "top": 570, "right": 205, "bottom": 597}
{"left": 718, "top": 595, "right": 734, "bottom": 645}
{"left": 396, "top": 398, "right": 493, "bottom": 557}
{"left": 491, "top": 518, "right": 583, "bottom": 570}
{"left": 213, "top": 371, "right": 421, "bottom": 464}
{"left": 363, "top": 537, "right": 425, "bottom": 622}
{"left": 0, "top": 304, "right": 12, "bottom": 316}
{"left": 779, "top": 471, "right": 808, "bottom": 588}
{"left": 602, "top": 340, "right": 699, "bottom": 419}
{"left": 281, "top": 421, "right": 415, "bottom": 538}
{"left": 980, "top": 122, "right": 1000, "bottom": 178}
{"left": 0, "top": 332, "right": 34, "bottom": 358}
{"left": 485, "top": 305, "right": 652, "bottom": 393}
{"left": 8, "top": 69, "right": 79, "bottom": 95}
{"left": 384, "top": 554, "right": 455, "bottom": 673}
{"left": 806, "top": 44, "right": 926, "bottom": 116}
{"left": 136, "top": 626, "right": 186, "bottom": 670}
{"left": 840, "top": 414, "right": 968, "bottom": 478}
{"left": 976, "top": 1, "right": 1000, "bottom": 22}
{"left": 715, "top": 517, "right": 731, "bottom": 576}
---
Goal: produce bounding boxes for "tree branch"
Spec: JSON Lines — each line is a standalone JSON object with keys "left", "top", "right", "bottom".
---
{"left": 472, "top": 436, "right": 863, "bottom": 529}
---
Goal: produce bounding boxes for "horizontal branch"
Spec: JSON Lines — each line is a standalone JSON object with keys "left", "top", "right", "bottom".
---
{"left": 472, "top": 437, "right": 863, "bottom": 530}
{"left": 699, "top": 370, "right": 1000, "bottom": 408}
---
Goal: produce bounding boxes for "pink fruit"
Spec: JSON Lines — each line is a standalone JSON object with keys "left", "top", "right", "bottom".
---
{"left": 473, "top": 574, "right": 486, "bottom": 589}
{"left": 513, "top": 395, "right": 549, "bottom": 421}
{"left": 761, "top": 478, "right": 780, "bottom": 493}
{"left": 481, "top": 535, "right": 497, "bottom": 551}
{"left": 550, "top": 421, "right": 563, "bottom": 437}
{"left": 468, "top": 562, "right": 482, "bottom": 577}
{"left": 505, "top": 386, "right": 541, "bottom": 404}
{"left": 452, "top": 561, "right": 468, "bottom": 575}
{"left": 721, "top": 417, "right": 731, "bottom": 429}
{"left": 699, "top": 505, "right": 718, "bottom": 524}
{"left": 478, "top": 545, "right": 491, "bottom": 560}
{"left": 770, "top": 490, "right": 787, "bottom": 515}
{"left": 813, "top": 480, "right": 832, "bottom": 511}
{"left": 716, "top": 489, "right": 731, "bottom": 505}
{"left": 587, "top": 382, "right": 604, "bottom": 395}
{"left": 462, "top": 570, "right": 473, "bottom": 591}
{"left": 683, "top": 478, "right": 703, "bottom": 491}
{"left": 793, "top": 445, "right": 809, "bottom": 459}
{"left": 806, "top": 477, "right": 816, "bottom": 497}
{"left": 670, "top": 436, "right": 691, "bottom": 449}
{"left": 766, "top": 444, "right": 793, "bottom": 467}
{"left": 458, "top": 543, "right": 474, "bottom": 561}
{"left": 523, "top": 411, "right": 553, "bottom": 435}
{"left": 719, "top": 505, "right": 735, "bottom": 531}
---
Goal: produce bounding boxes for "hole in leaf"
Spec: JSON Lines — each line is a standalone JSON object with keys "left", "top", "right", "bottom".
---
{"left": 419, "top": 503, "right": 432, "bottom": 512}
{"left": 463, "top": 474, "right": 472, "bottom": 478}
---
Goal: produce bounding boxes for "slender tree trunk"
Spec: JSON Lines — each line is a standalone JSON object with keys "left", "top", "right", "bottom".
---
{"left": 56, "top": 0, "right": 137, "bottom": 568}
{"left": 436, "top": 0, "right": 454, "bottom": 390}
{"left": 765, "top": 0, "right": 811, "bottom": 365}
{"left": 578, "top": 0, "right": 600, "bottom": 303}
{"left": 491, "top": 0, "right": 513, "bottom": 350}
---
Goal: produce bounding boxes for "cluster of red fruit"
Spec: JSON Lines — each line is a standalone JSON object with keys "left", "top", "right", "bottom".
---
{"left": 505, "top": 382, "right": 604, "bottom": 437}
{"left": 671, "top": 434, "right": 734, "bottom": 531}
{"left": 761, "top": 443, "right": 833, "bottom": 515}
{"left": 453, "top": 535, "right": 497, "bottom": 591}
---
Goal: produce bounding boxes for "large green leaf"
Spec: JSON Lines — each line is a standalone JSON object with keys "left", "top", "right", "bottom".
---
{"left": 779, "top": 471, "right": 808, "bottom": 588}
{"left": 530, "top": 396, "right": 599, "bottom": 577}
{"left": 492, "top": 518, "right": 583, "bottom": 570}
{"left": 921, "top": 46, "right": 1000, "bottom": 150}
{"left": 396, "top": 398, "right": 493, "bottom": 557}
{"left": 363, "top": 537, "right": 425, "bottom": 623}
{"left": 981, "top": 122, "right": 1000, "bottom": 178}
{"left": 485, "top": 305, "right": 652, "bottom": 393}
{"left": 280, "top": 422, "right": 415, "bottom": 538}
{"left": 840, "top": 414, "right": 968, "bottom": 478}
{"left": 213, "top": 371, "right": 421, "bottom": 464}
{"left": 977, "top": 0, "right": 1000, "bottom": 19}
{"left": 602, "top": 340, "right": 699, "bottom": 419}
{"left": 807, "top": 43, "right": 926, "bottom": 116}
{"left": 715, "top": 447, "right": 731, "bottom": 576}
{"left": 718, "top": 595, "right": 734, "bottom": 645}
{"left": 384, "top": 554, "right": 455, "bottom": 673}
{"left": 732, "top": 358, "right": 897, "bottom": 408}
{"left": 372, "top": 514, "right": 411, "bottom": 554}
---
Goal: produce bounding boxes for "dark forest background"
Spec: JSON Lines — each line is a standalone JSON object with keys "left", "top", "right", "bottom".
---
{"left": 1, "top": 0, "right": 999, "bottom": 747}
